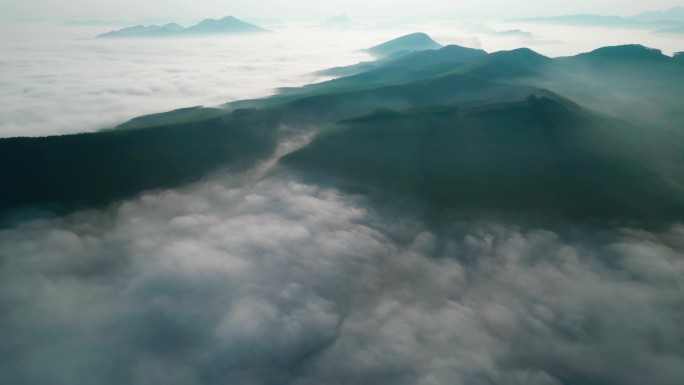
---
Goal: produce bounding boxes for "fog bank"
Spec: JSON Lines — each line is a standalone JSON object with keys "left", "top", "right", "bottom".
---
{"left": 1, "top": 164, "right": 683, "bottom": 385}
{"left": 1, "top": 22, "right": 680, "bottom": 137}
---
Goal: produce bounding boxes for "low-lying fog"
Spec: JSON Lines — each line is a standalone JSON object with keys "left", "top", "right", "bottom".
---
{"left": 2, "top": 159, "right": 683, "bottom": 385}
{"left": 1, "top": 19, "right": 683, "bottom": 385}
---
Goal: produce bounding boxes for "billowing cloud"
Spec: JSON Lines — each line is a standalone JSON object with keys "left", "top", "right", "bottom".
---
{"left": 2, "top": 22, "right": 681, "bottom": 138}
{"left": 2, "top": 19, "right": 683, "bottom": 385}
{"left": 0, "top": 26, "right": 378, "bottom": 138}
{"left": 1, "top": 160, "right": 682, "bottom": 384}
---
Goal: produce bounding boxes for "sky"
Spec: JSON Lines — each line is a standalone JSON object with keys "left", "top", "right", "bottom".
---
{"left": 1, "top": 0, "right": 683, "bottom": 21}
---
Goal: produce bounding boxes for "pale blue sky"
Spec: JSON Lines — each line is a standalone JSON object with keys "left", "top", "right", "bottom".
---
{"left": 2, "top": 0, "right": 683, "bottom": 21}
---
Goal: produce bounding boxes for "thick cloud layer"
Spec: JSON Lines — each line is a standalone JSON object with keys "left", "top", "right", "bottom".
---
{"left": 2, "top": 20, "right": 683, "bottom": 385}
{"left": 1, "top": 161, "right": 683, "bottom": 384}
{"left": 0, "top": 26, "right": 375, "bottom": 137}
{"left": 2, "top": 22, "right": 680, "bottom": 138}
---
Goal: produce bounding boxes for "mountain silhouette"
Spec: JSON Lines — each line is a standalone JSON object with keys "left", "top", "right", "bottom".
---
{"left": 95, "top": 16, "right": 271, "bottom": 38}
{"left": 1, "top": 38, "right": 683, "bottom": 224}
{"left": 365, "top": 32, "right": 443, "bottom": 58}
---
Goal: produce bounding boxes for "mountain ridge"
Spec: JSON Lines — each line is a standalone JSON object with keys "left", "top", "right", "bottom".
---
{"left": 1, "top": 38, "right": 682, "bottom": 224}
{"left": 95, "top": 16, "right": 271, "bottom": 38}
{"left": 365, "top": 32, "right": 443, "bottom": 59}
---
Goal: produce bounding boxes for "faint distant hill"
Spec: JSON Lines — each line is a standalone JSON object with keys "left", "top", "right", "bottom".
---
{"left": 631, "top": 7, "right": 684, "bottom": 22}
{"left": 64, "top": 19, "right": 129, "bottom": 27}
{"left": 318, "top": 33, "right": 468, "bottom": 77}
{"left": 511, "top": 13, "right": 679, "bottom": 29}
{"left": 654, "top": 25, "right": 684, "bottom": 34}
{"left": 95, "top": 16, "right": 271, "bottom": 38}
{"left": 324, "top": 14, "right": 355, "bottom": 27}
{"left": 3, "top": 39, "right": 683, "bottom": 223}
{"left": 366, "top": 32, "right": 443, "bottom": 59}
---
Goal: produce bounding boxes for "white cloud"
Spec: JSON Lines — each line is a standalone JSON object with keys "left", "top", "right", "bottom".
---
{"left": 2, "top": 22, "right": 680, "bottom": 138}
{"left": 0, "top": 26, "right": 377, "bottom": 137}
{"left": 1, "top": 163, "right": 683, "bottom": 385}
{"left": 2, "top": 20, "right": 684, "bottom": 385}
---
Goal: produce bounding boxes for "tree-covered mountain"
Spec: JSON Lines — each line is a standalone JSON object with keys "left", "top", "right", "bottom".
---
{"left": 0, "top": 108, "right": 280, "bottom": 218}
{"left": 281, "top": 96, "right": 684, "bottom": 221}
{"left": 1, "top": 35, "right": 683, "bottom": 224}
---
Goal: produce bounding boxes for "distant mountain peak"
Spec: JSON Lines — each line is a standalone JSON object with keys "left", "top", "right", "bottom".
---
{"left": 162, "top": 23, "right": 184, "bottom": 30}
{"left": 489, "top": 47, "right": 551, "bottom": 63}
{"left": 187, "top": 16, "right": 271, "bottom": 34}
{"left": 366, "top": 32, "right": 443, "bottom": 58}
{"left": 325, "top": 14, "right": 354, "bottom": 26}
{"left": 95, "top": 15, "right": 270, "bottom": 38}
{"left": 579, "top": 44, "right": 668, "bottom": 61}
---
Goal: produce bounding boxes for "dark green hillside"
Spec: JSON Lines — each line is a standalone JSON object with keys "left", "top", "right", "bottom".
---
{"left": 236, "top": 46, "right": 553, "bottom": 111}
{"left": 450, "top": 48, "right": 553, "bottom": 80}
{"left": 0, "top": 109, "right": 281, "bottom": 215}
{"left": 281, "top": 45, "right": 487, "bottom": 100}
{"left": 540, "top": 45, "right": 684, "bottom": 128}
{"left": 238, "top": 44, "right": 682, "bottom": 119}
{"left": 116, "top": 106, "right": 227, "bottom": 130}
{"left": 675, "top": 52, "right": 684, "bottom": 64}
{"left": 2, "top": 40, "right": 682, "bottom": 222}
{"left": 388, "top": 44, "right": 487, "bottom": 67}
{"left": 280, "top": 75, "right": 552, "bottom": 122}
{"left": 282, "top": 96, "right": 684, "bottom": 220}
{"left": 562, "top": 44, "right": 672, "bottom": 64}
{"left": 0, "top": 74, "right": 546, "bottom": 217}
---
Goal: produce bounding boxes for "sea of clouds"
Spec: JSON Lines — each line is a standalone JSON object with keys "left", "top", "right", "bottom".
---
{"left": 1, "top": 19, "right": 683, "bottom": 385}
{"left": 1, "top": 161, "right": 683, "bottom": 385}
{"left": 0, "top": 21, "right": 680, "bottom": 138}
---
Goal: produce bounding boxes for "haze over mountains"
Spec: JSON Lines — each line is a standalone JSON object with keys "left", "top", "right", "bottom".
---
{"left": 95, "top": 16, "right": 271, "bottom": 38}
{"left": 513, "top": 6, "right": 684, "bottom": 31}
{"left": 3, "top": 12, "right": 684, "bottom": 384}
{"left": 2, "top": 33, "right": 682, "bottom": 224}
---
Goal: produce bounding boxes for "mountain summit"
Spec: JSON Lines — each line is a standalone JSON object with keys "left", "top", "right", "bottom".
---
{"left": 366, "top": 32, "right": 443, "bottom": 58}
{"left": 186, "top": 16, "right": 271, "bottom": 34}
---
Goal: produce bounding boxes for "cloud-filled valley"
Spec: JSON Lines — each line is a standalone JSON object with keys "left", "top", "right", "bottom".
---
{"left": 1, "top": 22, "right": 681, "bottom": 138}
{"left": 1, "top": 162, "right": 683, "bottom": 385}
{"left": 0, "top": 27, "right": 374, "bottom": 137}
{"left": 1, "top": 16, "right": 684, "bottom": 385}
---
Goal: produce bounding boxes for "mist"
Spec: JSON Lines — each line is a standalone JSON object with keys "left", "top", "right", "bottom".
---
{"left": 2, "top": 10, "right": 684, "bottom": 385}
{"left": 1, "top": 157, "right": 683, "bottom": 384}
{"left": 0, "top": 26, "right": 373, "bottom": 138}
{"left": 1, "top": 21, "right": 680, "bottom": 138}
